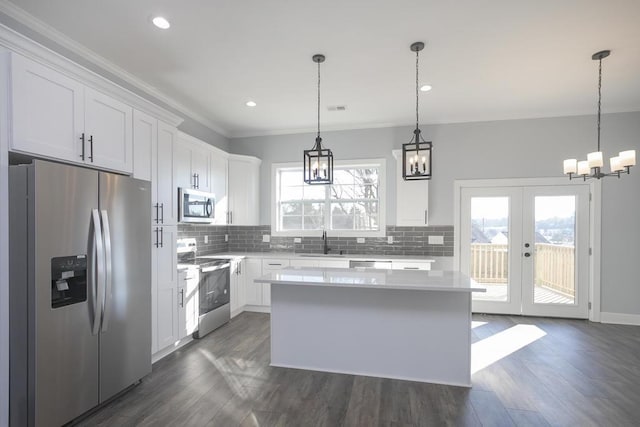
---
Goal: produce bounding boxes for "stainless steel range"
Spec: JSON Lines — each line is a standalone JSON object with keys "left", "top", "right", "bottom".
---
{"left": 177, "top": 238, "right": 230, "bottom": 338}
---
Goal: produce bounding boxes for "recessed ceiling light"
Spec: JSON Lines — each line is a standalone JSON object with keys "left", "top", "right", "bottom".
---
{"left": 420, "top": 85, "right": 432, "bottom": 92}
{"left": 246, "top": 101, "right": 257, "bottom": 107}
{"left": 152, "top": 16, "right": 171, "bottom": 30}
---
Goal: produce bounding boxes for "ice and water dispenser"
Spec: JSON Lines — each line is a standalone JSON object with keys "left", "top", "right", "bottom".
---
{"left": 51, "top": 255, "right": 87, "bottom": 308}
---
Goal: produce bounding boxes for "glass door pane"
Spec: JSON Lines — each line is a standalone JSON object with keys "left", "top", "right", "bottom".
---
{"left": 533, "top": 196, "right": 576, "bottom": 305}
{"left": 470, "top": 197, "right": 510, "bottom": 302}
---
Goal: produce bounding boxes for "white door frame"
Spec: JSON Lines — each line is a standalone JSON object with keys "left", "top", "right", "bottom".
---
{"left": 454, "top": 177, "right": 601, "bottom": 322}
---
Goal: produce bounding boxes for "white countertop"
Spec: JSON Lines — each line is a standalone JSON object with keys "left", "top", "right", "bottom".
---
{"left": 195, "top": 252, "right": 436, "bottom": 263}
{"left": 255, "top": 267, "right": 485, "bottom": 293}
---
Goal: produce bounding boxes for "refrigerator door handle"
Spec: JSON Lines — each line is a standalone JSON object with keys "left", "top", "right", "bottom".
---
{"left": 91, "top": 209, "right": 106, "bottom": 335}
{"left": 100, "top": 210, "right": 113, "bottom": 332}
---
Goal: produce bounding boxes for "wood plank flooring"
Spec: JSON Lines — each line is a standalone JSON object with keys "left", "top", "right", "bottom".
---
{"left": 77, "top": 313, "right": 640, "bottom": 426}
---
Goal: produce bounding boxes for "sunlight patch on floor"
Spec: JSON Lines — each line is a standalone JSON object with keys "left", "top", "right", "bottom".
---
{"left": 471, "top": 324, "right": 546, "bottom": 374}
{"left": 471, "top": 321, "right": 488, "bottom": 329}
{"left": 198, "top": 348, "right": 248, "bottom": 398}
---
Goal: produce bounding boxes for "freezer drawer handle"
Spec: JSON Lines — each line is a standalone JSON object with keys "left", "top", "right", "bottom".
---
{"left": 91, "top": 209, "right": 106, "bottom": 335}
{"left": 100, "top": 210, "right": 113, "bottom": 332}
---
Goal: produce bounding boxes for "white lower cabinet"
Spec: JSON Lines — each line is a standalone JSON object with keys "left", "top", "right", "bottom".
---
{"left": 261, "top": 259, "right": 290, "bottom": 306}
{"left": 244, "top": 258, "right": 264, "bottom": 307}
{"left": 230, "top": 258, "right": 246, "bottom": 317}
{"left": 153, "top": 225, "right": 178, "bottom": 353}
{"left": 178, "top": 268, "right": 199, "bottom": 339}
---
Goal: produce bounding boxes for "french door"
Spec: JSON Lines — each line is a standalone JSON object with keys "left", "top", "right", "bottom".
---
{"left": 459, "top": 184, "right": 590, "bottom": 318}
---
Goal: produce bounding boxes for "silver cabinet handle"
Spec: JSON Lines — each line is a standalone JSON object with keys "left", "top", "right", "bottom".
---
{"left": 230, "top": 211, "right": 233, "bottom": 224}
{"left": 424, "top": 209, "right": 428, "bottom": 225}
{"left": 91, "top": 209, "right": 105, "bottom": 335}
{"left": 80, "top": 133, "right": 86, "bottom": 160}
{"left": 88, "top": 135, "right": 94, "bottom": 162}
{"left": 403, "top": 267, "right": 420, "bottom": 270}
{"left": 179, "top": 289, "right": 185, "bottom": 307}
{"left": 268, "top": 263, "right": 282, "bottom": 266}
{"left": 100, "top": 210, "right": 113, "bottom": 332}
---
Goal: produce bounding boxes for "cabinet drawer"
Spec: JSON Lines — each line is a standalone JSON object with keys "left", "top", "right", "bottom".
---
{"left": 391, "top": 261, "right": 431, "bottom": 271}
{"left": 262, "top": 259, "right": 290, "bottom": 270}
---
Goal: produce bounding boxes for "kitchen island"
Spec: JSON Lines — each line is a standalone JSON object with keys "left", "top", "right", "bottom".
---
{"left": 256, "top": 268, "right": 485, "bottom": 387}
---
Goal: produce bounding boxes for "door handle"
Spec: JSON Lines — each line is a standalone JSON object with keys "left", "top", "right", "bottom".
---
{"left": 179, "top": 289, "right": 185, "bottom": 307}
{"left": 100, "top": 210, "right": 113, "bottom": 332}
{"left": 91, "top": 209, "right": 105, "bottom": 335}
{"left": 88, "top": 135, "right": 94, "bottom": 162}
{"left": 80, "top": 133, "right": 86, "bottom": 160}
{"left": 230, "top": 211, "right": 233, "bottom": 224}
{"left": 196, "top": 174, "right": 200, "bottom": 189}
{"left": 424, "top": 209, "right": 429, "bottom": 225}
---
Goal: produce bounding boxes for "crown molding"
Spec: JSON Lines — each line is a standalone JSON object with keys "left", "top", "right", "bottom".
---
{"left": 229, "top": 121, "right": 403, "bottom": 139}
{"left": 0, "top": 1, "right": 230, "bottom": 135}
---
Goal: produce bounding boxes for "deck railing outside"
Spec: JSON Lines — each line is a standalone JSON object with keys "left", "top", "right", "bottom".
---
{"left": 470, "top": 243, "right": 575, "bottom": 297}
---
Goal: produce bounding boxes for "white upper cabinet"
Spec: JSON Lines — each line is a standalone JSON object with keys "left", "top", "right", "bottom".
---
{"left": 84, "top": 87, "right": 133, "bottom": 172}
{"left": 10, "top": 54, "right": 84, "bottom": 163}
{"left": 210, "top": 149, "right": 228, "bottom": 225}
{"left": 10, "top": 54, "right": 134, "bottom": 173}
{"left": 175, "top": 133, "right": 212, "bottom": 193}
{"left": 132, "top": 109, "right": 156, "bottom": 182}
{"left": 228, "top": 155, "right": 261, "bottom": 225}
{"left": 156, "top": 122, "right": 179, "bottom": 225}
{"left": 393, "top": 150, "right": 429, "bottom": 226}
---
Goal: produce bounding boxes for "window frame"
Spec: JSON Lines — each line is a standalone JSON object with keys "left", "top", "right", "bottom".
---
{"left": 271, "top": 159, "right": 386, "bottom": 237}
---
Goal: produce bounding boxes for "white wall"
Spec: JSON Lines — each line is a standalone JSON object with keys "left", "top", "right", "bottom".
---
{"left": 230, "top": 112, "right": 640, "bottom": 317}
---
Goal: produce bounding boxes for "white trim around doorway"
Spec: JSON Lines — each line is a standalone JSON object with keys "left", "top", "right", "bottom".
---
{"left": 453, "top": 177, "right": 601, "bottom": 322}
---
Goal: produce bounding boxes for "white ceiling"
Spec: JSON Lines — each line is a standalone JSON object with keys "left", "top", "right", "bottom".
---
{"left": 5, "top": 0, "right": 640, "bottom": 138}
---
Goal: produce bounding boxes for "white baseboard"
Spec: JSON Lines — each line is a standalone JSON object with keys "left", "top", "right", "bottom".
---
{"left": 243, "top": 305, "right": 271, "bottom": 314}
{"left": 600, "top": 312, "right": 640, "bottom": 326}
{"left": 151, "top": 336, "right": 194, "bottom": 364}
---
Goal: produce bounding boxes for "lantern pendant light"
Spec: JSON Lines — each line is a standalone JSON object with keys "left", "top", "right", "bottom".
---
{"left": 563, "top": 50, "right": 636, "bottom": 180}
{"left": 304, "top": 54, "right": 334, "bottom": 185}
{"left": 402, "top": 41, "right": 433, "bottom": 180}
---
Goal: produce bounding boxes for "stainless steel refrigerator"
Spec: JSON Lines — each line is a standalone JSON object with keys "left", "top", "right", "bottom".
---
{"left": 9, "top": 160, "right": 152, "bottom": 427}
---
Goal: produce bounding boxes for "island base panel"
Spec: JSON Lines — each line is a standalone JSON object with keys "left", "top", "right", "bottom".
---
{"left": 270, "top": 284, "right": 472, "bottom": 387}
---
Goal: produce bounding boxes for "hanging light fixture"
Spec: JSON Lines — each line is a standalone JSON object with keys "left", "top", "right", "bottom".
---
{"left": 402, "top": 41, "right": 433, "bottom": 180}
{"left": 563, "top": 50, "right": 635, "bottom": 180}
{"left": 304, "top": 54, "right": 333, "bottom": 185}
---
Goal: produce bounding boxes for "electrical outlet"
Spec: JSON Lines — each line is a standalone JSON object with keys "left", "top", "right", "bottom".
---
{"left": 356, "top": 237, "right": 365, "bottom": 244}
{"left": 294, "top": 237, "right": 302, "bottom": 243}
{"left": 262, "top": 235, "right": 271, "bottom": 243}
{"left": 224, "top": 234, "right": 229, "bottom": 242}
{"left": 387, "top": 236, "right": 393, "bottom": 244}
{"left": 428, "top": 235, "right": 444, "bottom": 245}
{"left": 204, "top": 235, "right": 209, "bottom": 244}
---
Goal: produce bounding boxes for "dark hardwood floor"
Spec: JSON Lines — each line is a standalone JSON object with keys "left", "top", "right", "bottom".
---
{"left": 78, "top": 312, "right": 640, "bottom": 426}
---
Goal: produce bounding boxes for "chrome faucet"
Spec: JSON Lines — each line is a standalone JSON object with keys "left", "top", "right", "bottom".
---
{"left": 322, "top": 230, "right": 331, "bottom": 254}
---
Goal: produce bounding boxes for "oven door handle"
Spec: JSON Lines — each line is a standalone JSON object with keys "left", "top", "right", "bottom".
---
{"left": 201, "top": 263, "right": 230, "bottom": 273}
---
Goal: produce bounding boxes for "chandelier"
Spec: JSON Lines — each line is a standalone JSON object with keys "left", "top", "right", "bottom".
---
{"left": 563, "top": 50, "right": 635, "bottom": 180}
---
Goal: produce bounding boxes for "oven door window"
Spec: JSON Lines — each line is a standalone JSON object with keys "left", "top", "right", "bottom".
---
{"left": 199, "top": 268, "right": 230, "bottom": 314}
{"left": 183, "top": 194, "right": 214, "bottom": 219}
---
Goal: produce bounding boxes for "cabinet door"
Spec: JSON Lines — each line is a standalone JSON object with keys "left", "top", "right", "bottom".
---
{"left": 10, "top": 54, "right": 84, "bottom": 163}
{"left": 230, "top": 260, "right": 239, "bottom": 314}
{"left": 318, "top": 259, "right": 350, "bottom": 268}
{"left": 155, "top": 226, "right": 178, "bottom": 351}
{"left": 174, "top": 139, "right": 194, "bottom": 190}
{"left": 395, "top": 152, "right": 429, "bottom": 226}
{"left": 237, "top": 259, "right": 246, "bottom": 308}
{"left": 191, "top": 145, "right": 211, "bottom": 193}
{"left": 391, "top": 261, "right": 432, "bottom": 271}
{"left": 210, "top": 151, "right": 228, "bottom": 225}
{"left": 132, "top": 110, "right": 156, "bottom": 182}
{"left": 179, "top": 269, "right": 199, "bottom": 338}
{"left": 84, "top": 87, "right": 133, "bottom": 173}
{"left": 156, "top": 122, "right": 178, "bottom": 225}
{"left": 228, "top": 157, "right": 261, "bottom": 225}
{"left": 244, "top": 258, "right": 263, "bottom": 306}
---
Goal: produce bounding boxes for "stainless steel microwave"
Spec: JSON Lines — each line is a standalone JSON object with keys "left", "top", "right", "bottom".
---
{"left": 178, "top": 188, "right": 215, "bottom": 223}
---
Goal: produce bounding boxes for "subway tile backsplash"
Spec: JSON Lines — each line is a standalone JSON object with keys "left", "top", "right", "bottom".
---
{"left": 177, "top": 224, "right": 454, "bottom": 257}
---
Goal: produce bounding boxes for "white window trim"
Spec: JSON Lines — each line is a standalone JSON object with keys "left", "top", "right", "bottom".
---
{"left": 271, "top": 159, "right": 386, "bottom": 237}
